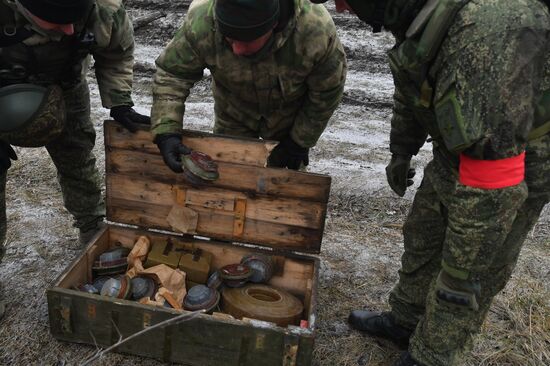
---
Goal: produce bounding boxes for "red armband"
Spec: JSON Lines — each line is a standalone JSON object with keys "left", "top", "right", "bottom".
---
{"left": 459, "top": 152, "right": 525, "bottom": 189}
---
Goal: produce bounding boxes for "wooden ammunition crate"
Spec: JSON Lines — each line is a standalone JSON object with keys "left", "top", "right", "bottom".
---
{"left": 47, "top": 120, "right": 331, "bottom": 365}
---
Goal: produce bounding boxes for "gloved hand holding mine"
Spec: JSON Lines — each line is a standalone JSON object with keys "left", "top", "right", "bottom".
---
{"left": 110, "top": 105, "right": 151, "bottom": 133}
{"left": 154, "top": 133, "right": 192, "bottom": 173}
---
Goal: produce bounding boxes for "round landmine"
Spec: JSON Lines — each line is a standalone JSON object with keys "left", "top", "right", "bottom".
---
{"left": 220, "top": 264, "right": 252, "bottom": 288}
{"left": 100, "top": 275, "right": 132, "bottom": 299}
{"left": 92, "top": 276, "right": 111, "bottom": 292}
{"left": 77, "top": 284, "right": 99, "bottom": 294}
{"left": 222, "top": 284, "right": 303, "bottom": 327}
{"left": 183, "top": 285, "right": 220, "bottom": 313}
{"left": 206, "top": 270, "right": 224, "bottom": 291}
{"left": 241, "top": 254, "right": 274, "bottom": 283}
{"left": 181, "top": 151, "right": 219, "bottom": 185}
{"left": 130, "top": 276, "right": 157, "bottom": 300}
{"left": 92, "top": 247, "right": 130, "bottom": 277}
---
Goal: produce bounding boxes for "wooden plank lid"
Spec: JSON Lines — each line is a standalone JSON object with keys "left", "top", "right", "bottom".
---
{"left": 104, "top": 121, "right": 331, "bottom": 254}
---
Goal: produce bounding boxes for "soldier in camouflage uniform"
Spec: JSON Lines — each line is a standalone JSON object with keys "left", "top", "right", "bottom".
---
{"left": 0, "top": 0, "right": 149, "bottom": 317}
{"left": 315, "top": 0, "right": 550, "bottom": 365}
{"left": 151, "top": 0, "right": 346, "bottom": 171}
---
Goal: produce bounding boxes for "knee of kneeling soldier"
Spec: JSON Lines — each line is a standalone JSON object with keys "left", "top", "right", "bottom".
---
{"left": 435, "top": 269, "right": 481, "bottom": 312}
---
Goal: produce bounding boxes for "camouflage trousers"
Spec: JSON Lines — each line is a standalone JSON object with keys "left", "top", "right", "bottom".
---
{"left": 388, "top": 136, "right": 550, "bottom": 366}
{"left": 0, "top": 81, "right": 105, "bottom": 263}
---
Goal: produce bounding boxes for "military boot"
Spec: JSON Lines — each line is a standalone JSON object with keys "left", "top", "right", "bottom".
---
{"left": 348, "top": 310, "right": 413, "bottom": 349}
{"left": 393, "top": 352, "right": 424, "bottom": 366}
{"left": 79, "top": 220, "right": 106, "bottom": 246}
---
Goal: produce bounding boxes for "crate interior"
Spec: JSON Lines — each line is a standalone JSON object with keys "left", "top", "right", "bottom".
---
{"left": 55, "top": 225, "right": 317, "bottom": 330}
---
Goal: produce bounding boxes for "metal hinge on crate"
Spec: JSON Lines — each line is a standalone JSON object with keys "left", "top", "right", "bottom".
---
{"left": 168, "top": 188, "right": 247, "bottom": 238}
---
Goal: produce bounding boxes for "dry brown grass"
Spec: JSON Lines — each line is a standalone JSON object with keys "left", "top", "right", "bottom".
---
{"left": 470, "top": 276, "right": 550, "bottom": 366}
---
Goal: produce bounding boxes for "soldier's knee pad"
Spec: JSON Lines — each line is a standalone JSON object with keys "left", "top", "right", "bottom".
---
{"left": 435, "top": 269, "right": 480, "bottom": 311}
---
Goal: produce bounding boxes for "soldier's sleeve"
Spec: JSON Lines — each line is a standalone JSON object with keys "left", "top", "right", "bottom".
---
{"left": 92, "top": 2, "right": 135, "bottom": 108}
{"left": 150, "top": 20, "right": 206, "bottom": 138}
{"left": 389, "top": 84, "right": 428, "bottom": 156}
{"left": 289, "top": 29, "right": 347, "bottom": 148}
{"left": 434, "top": 26, "right": 549, "bottom": 278}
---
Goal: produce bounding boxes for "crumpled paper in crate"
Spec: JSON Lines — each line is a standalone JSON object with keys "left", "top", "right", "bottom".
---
{"left": 127, "top": 236, "right": 187, "bottom": 308}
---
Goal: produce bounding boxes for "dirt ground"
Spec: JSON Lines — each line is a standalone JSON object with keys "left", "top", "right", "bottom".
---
{"left": 0, "top": 1, "right": 548, "bottom": 365}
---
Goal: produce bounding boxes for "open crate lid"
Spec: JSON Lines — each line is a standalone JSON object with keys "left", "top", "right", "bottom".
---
{"left": 104, "top": 121, "right": 331, "bottom": 254}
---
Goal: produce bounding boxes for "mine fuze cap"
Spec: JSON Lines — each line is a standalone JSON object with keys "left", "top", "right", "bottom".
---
{"left": 18, "top": 0, "right": 93, "bottom": 24}
{"left": 215, "top": 0, "right": 280, "bottom": 42}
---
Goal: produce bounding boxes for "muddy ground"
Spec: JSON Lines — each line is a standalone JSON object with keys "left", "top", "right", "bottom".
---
{"left": 0, "top": 1, "right": 548, "bottom": 365}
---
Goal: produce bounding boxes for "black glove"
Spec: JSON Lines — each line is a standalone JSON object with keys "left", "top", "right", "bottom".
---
{"left": 154, "top": 134, "right": 192, "bottom": 173}
{"left": 0, "top": 141, "right": 17, "bottom": 171}
{"left": 386, "top": 154, "right": 416, "bottom": 197}
{"left": 110, "top": 105, "right": 151, "bottom": 133}
{"left": 268, "top": 136, "right": 309, "bottom": 170}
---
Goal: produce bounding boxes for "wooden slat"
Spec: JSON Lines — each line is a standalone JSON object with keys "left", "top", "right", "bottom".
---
{"left": 107, "top": 148, "right": 331, "bottom": 203}
{"left": 106, "top": 174, "right": 325, "bottom": 230}
{"left": 104, "top": 121, "right": 277, "bottom": 167}
{"left": 107, "top": 198, "right": 322, "bottom": 252}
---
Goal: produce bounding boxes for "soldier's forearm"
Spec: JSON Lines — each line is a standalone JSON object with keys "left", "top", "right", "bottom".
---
{"left": 94, "top": 49, "right": 134, "bottom": 108}
{"left": 389, "top": 89, "right": 427, "bottom": 156}
{"left": 150, "top": 64, "right": 202, "bottom": 136}
{"left": 290, "top": 89, "right": 342, "bottom": 148}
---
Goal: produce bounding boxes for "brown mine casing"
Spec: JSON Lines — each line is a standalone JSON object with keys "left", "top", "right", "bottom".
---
{"left": 144, "top": 239, "right": 181, "bottom": 269}
{"left": 178, "top": 249, "right": 212, "bottom": 285}
{"left": 47, "top": 121, "right": 331, "bottom": 366}
{"left": 144, "top": 240, "right": 212, "bottom": 285}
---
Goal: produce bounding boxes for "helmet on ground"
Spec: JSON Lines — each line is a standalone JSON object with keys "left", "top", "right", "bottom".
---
{"left": 0, "top": 84, "right": 66, "bottom": 147}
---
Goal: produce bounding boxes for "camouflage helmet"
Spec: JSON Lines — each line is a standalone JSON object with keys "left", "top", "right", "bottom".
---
{"left": 0, "top": 84, "right": 66, "bottom": 147}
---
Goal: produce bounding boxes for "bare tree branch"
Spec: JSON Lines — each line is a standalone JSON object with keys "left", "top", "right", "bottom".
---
{"left": 132, "top": 11, "right": 167, "bottom": 31}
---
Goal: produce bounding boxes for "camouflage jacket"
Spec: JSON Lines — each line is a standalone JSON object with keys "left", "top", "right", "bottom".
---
{"left": 151, "top": 0, "right": 347, "bottom": 147}
{"left": 0, "top": 0, "right": 135, "bottom": 108}
{"left": 389, "top": 0, "right": 550, "bottom": 161}
{"left": 387, "top": 0, "right": 550, "bottom": 277}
